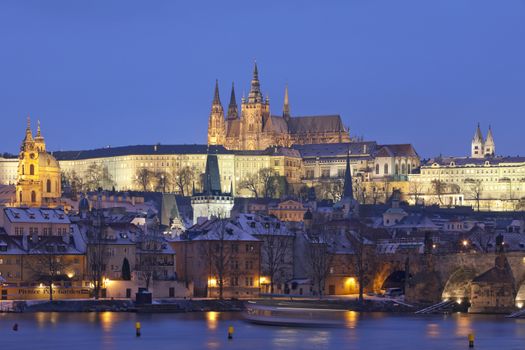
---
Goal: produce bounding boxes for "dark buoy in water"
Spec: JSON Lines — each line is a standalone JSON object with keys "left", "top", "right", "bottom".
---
{"left": 12, "top": 323, "right": 18, "bottom": 331}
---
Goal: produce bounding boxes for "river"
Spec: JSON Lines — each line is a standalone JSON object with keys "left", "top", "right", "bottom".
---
{"left": 1, "top": 311, "right": 524, "bottom": 349}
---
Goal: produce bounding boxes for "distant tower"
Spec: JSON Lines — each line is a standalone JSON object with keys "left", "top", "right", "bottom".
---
{"left": 207, "top": 80, "right": 226, "bottom": 146}
{"left": 191, "top": 153, "right": 234, "bottom": 224}
{"left": 240, "top": 62, "right": 270, "bottom": 150}
{"left": 471, "top": 123, "right": 484, "bottom": 159}
{"left": 484, "top": 125, "right": 495, "bottom": 157}
{"left": 334, "top": 150, "right": 359, "bottom": 218}
{"left": 282, "top": 85, "right": 291, "bottom": 121}
{"left": 227, "top": 82, "right": 238, "bottom": 120}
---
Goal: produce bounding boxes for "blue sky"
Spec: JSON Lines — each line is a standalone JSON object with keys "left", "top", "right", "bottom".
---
{"left": 1, "top": 0, "right": 524, "bottom": 157}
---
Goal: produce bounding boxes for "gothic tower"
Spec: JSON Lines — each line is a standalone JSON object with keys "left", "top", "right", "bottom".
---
{"left": 16, "top": 118, "right": 62, "bottom": 207}
{"left": 240, "top": 62, "right": 270, "bottom": 150}
{"left": 207, "top": 80, "right": 226, "bottom": 146}
{"left": 227, "top": 82, "right": 238, "bottom": 120}
{"left": 484, "top": 125, "right": 495, "bottom": 157}
{"left": 282, "top": 85, "right": 291, "bottom": 121}
{"left": 471, "top": 123, "right": 484, "bottom": 159}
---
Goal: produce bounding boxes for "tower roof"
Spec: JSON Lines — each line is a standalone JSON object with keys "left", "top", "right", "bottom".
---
{"left": 473, "top": 123, "right": 484, "bottom": 143}
{"left": 212, "top": 79, "right": 221, "bottom": 105}
{"left": 202, "top": 153, "right": 222, "bottom": 195}
{"left": 283, "top": 85, "right": 290, "bottom": 119}
{"left": 24, "top": 116, "right": 33, "bottom": 143}
{"left": 227, "top": 82, "right": 238, "bottom": 120}
{"left": 248, "top": 61, "right": 263, "bottom": 103}
{"left": 342, "top": 150, "right": 354, "bottom": 200}
{"left": 485, "top": 125, "right": 494, "bottom": 144}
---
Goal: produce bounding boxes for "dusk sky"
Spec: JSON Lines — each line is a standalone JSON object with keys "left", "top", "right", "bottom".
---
{"left": 1, "top": 0, "right": 524, "bottom": 158}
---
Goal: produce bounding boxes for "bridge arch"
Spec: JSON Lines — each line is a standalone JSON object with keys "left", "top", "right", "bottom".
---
{"left": 441, "top": 267, "right": 478, "bottom": 301}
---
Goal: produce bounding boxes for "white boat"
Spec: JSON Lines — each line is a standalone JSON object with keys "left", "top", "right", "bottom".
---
{"left": 243, "top": 301, "right": 349, "bottom": 327}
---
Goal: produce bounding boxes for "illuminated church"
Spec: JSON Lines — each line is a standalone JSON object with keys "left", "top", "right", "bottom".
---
{"left": 16, "top": 119, "right": 62, "bottom": 207}
{"left": 208, "top": 63, "right": 351, "bottom": 150}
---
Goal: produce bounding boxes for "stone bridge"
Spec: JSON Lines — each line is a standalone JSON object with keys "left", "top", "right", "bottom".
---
{"left": 371, "top": 252, "right": 525, "bottom": 305}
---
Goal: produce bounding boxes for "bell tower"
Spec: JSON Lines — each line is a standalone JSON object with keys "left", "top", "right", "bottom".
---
{"left": 207, "top": 80, "right": 226, "bottom": 146}
{"left": 471, "top": 123, "right": 484, "bottom": 159}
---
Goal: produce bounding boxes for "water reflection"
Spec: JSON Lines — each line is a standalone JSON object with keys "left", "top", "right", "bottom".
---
{"left": 206, "top": 311, "right": 219, "bottom": 330}
{"left": 345, "top": 311, "right": 358, "bottom": 329}
{"left": 454, "top": 314, "right": 472, "bottom": 337}
{"left": 426, "top": 323, "right": 440, "bottom": 338}
{"left": 99, "top": 311, "right": 115, "bottom": 332}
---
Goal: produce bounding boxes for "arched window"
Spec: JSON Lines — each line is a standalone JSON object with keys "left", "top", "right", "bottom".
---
{"left": 401, "top": 163, "right": 406, "bottom": 174}
{"left": 47, "top": 179, "right": 52, "bottom": 193}
{"left": 408, "top": 164, "right": 412, "bottom": 173}
{"left": 375, "top": 164, "right": 379, "bottom": 175}
{"left": 384, "top": 164, "right": 389, "bottom": 175}
{"left": 19, "top": 191, "right": 22, "bottom": 203}
{"left": 30, "top": 164, "right": 35, "bottom": 176}
{"left": 395, "top": 164, "right": 399, "bottom": 175}
{"left": 31, "top": 191, "right": 36, "bottom": 203}
{"left": 22, "top": 166, "right": 25, "bottom": 175}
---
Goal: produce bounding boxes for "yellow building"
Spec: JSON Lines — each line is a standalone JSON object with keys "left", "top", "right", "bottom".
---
{"left": 408, "top": 126, "right": 525, "bottom": 211}
{"left": 16, "top": 119, "right": 61, "bottom": 207}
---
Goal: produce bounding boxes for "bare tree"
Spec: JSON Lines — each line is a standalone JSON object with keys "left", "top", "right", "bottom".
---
{"left": 345, "top": 227, "right": 374, "bottom": 304}
{"left": 172, "top": 166, "right": 195, "bottom": 196}
{"left": 154, "top": 171, "right": 171, "bottom": 193}
{"left": 431, "top": 179, "right": 446, "bottom": 205}
{"left": 305, "top": 229, "right": 334, "bottom": 299}
{"left": 201, "top": 219, "right": 234, "bottom": 299}
{"left": 85, "top": 163, "right": 114, "bottom": 191}
{"left": 25, "top": 245, "right": 74, "bottom": 301}
{"left": 317, "top": 179, "right": 344, "bottom": 202}
{"left": 135, "top": 168, "right": 153, "bottom": 192}
{"left": 86, "top": 209, "right": 109, "bottom": 299}
{"left": 238, "top": 172, "right": 260, "bottom": 198}
{"left": 467, "top": 179, "right": 483, "bottom": 211}
{"left": 257, "top": 223, "right": 293, "bottom": 293}
{"left": 259, "top": 168, "right": 278, "bottom": 198}
{"left": 409, "top": 181, "right": 423, "bottom": 205}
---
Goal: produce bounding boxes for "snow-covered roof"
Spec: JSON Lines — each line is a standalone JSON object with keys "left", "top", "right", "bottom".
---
{"left": 4, "top": 207, "right": 70, "bottom": 224}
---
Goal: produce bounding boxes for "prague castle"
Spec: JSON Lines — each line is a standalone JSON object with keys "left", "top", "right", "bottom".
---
{"left": 208, "top": 63, "right": 351, "bottom": 150}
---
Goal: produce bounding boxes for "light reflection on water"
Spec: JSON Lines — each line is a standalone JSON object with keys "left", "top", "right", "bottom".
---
{"left": 1, "top": 311, "right": 524, "bottom": 350}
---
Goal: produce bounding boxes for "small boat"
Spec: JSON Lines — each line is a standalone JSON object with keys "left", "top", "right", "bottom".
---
{"left": 243, "top": 300, "right": 349, "bottom": 327}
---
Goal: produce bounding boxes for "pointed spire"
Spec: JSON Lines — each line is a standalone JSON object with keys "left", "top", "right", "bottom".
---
{"left": 473, "top": 122, "right": 483, "bottom": 142}
{"left": 23, "top": 115, "right": 34, "bottom": 144}
{"left": 36, "top": 120, "right": 41, "bottom": 137}
{"left": 342, "top": 148, "right": 354, "bottom": 200}
{"left": 486, "top": 124, "right": 494, "bottom": 143}
{"left": 248, "top": 60, "right": 263, "bottom": 103}
{"left": 283, "top": 84, "right": 291, "bottom": 120}
{"left": 227, "top": 82, "right": 238, "bottom": 120}
{"left": 212, "top": 79, "right": 221, "bottom": 105}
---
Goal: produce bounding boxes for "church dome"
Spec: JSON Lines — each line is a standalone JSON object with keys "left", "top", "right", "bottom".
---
{"left": 38, "top": 152, "right": 59, "bottom": 168}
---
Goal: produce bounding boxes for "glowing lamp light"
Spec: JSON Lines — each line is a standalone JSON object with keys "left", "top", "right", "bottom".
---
{"left": 462, "top": 240, "right": 468, "bottom": 247}
{"left": 259, "top": 277, "right": 268, "bottom": 285}
{"left": 517, "top": 302, "right": 524, "bottom": 309}
{"left": 346, "top": 277, "right": 356, "bottom": 285}
{"left": 208, "top": 278, "right": 217, "bottom": 287}
{"left": 456, "top": 298, "right": 462, "bottom": 305}
{"left": 66, "top": 272, "right": 75, "bottom": 279}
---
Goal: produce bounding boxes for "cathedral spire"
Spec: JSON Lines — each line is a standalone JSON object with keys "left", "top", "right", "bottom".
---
{"left": 212, "top": 79, "right": 221, "bottom": 105}
{"left": 283, "top": 84, "right": 291, "bottom": 120}
{"left": 36, "top": 120, "right": 42, "bottom": 138}
{"left": 342, "top": 149, "right": 354, "bottom": 200}
{"left": 227, "top": 82, "right": 238, "bottom": 120}
{"left": 248, "top": 61, "right": 263, "bottom": 103}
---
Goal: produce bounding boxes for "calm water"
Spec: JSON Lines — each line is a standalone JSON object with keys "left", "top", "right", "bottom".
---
{"left": 1, "top": 311, "right": 524, "bottom": 350}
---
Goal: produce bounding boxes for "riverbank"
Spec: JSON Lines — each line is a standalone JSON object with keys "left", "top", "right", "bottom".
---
{"left": 0, "top": 298, "right": 423, "bottom": 313}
